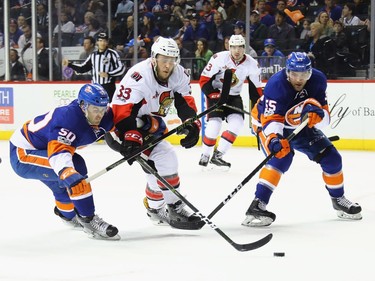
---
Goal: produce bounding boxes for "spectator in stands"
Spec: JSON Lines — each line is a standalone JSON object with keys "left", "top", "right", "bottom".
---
{"left": 318, "top": 0, "right": 342, "bottom": 22}
{"left": 276, "top": 0, "right": 296, "bottom": 26}
{"left": 303, "top": 22, "right": 330, "bottom": 74}
{"left": 340, "top": 2, "right": 370, "bottom": 28}
{"left": 268, "top": 10, "right": 295, "bottom": 40}
{"left": 84, "top": 18, "right": 105, "bottom": 41}
{"left": 183, "top": 12, "right": 210, "bottom": 43}
{"left": 36, "top": 3, "right": 49, "bottom": 40}
{"left": 223, "top": 35, "right": 230, "bottom": 51}
{"left": 352, "top": 0, "right": 368, "bottom": 16}
{"left": 171, "top": 0, "right": 193, "bottom": 24}
{"left": 316, "top": 11, "right": 334, "bottom": 37}
{"left": 36, "top": 37, "right": 60, "bottom": 81}
{"left": 17, "top": 15, "right": 27, "bottom": 30}
{"left": 53, "top": 11, "right": 76, "bottom": 35}
{"left": 79, "top": 36, "right": 96, "bottom": 60}
{"left": 123, "top": 38, "right": 149, "bottom": 68}
{"left": 76, "top": 11, "right": 95, "bottom": 34}
{"left": 10, "top": 48, "right": 26, "bottom": 81}
{"left": 173, "top": 17, "right": 191, "bottom": 40}
{"left": 114, "top": 0, "right": 134, "bottom": 18}
{"left": 64, "top": 0, "right": 84, "bottom": 26}
{"left": 210, "top": 11, "right": 233, "bottom": 41}
{"left": 299, "top": 18, "right": 312, "bottom": 40}
{"left": 87, "top": 0, "right": 106, "bottom": 29}
{"left": 9, "top": 18, "right": 23, "bottom": 48}
{"left": 259, "top": 38, "right": 285, "bottom": 80}
{"left": 18, "top": 24, "right": 42, "bottom": 49}
{"left": 250, "top": 9, "right": 268, "bottom": 40}
{"left": 226, "top": 0, "right": 246, "bottom": 22}
{"left": 233, "top": 20, "right": 246, "bottom": 37}
{"left": 255, "top": 0, "right": 275, "bottom": 27}
{"left": 331, "top": 20, "right": 349, "bottom": 53}
{"left": 200, "top": 0, "right": 215, "bottom": 32}
{"left": 194, "top": 37, "right": 213, "bottom": 77}
{"left": 139, "top": 12, "right": 161, "bottom": 54}
{"left": 209, "top": 0, "right": 227, "bottom": 20}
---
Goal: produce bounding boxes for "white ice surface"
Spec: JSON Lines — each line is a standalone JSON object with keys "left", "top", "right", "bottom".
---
{"left": 0, "top": 140, "right": 374, "bottom": 281}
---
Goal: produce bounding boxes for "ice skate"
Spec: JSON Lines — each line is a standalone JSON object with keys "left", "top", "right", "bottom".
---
{"left": 198, "top": 154, "right": 212, "bottom": 171}
{"left": 76, "top": 213, "right": 120, "bottom": 240}
{"left": 210, "top": 149, "right": 231, "bottom": 170}
{"left": 54, "top": 206, "right": 82, "bottom": 230}
{"left": 143, "top": 197, "right": 170, "bottom": 226}
{"left": 242, "top": 198, "right": 276, "bottom": 227}
{"left": 331, "top": 196, "right": 362, "bottom": 220}
{"left": 167, "top": 200, "right": 205, "bottom": 230}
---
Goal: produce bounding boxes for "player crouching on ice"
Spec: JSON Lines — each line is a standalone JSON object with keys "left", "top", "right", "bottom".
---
{"left": 242, "top": 52, "right": 362, "bottom": 227}
{"left": 111, "top": 37, "right": 204, "bottom": 230}
{"left": 9, "top": 83, "right": 120, "bottom": 240}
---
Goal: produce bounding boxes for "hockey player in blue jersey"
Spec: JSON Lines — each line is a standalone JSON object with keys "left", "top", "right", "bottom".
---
{"left": 9, "top": 83, "right": 120, "bottom": 240}
{"left": 242, "top": 52, "right": 362, "bottom": 227}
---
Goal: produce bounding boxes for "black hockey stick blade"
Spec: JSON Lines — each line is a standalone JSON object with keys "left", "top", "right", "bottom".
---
{"left": 232, "top": 233, "right": 273, "bottom": 252}
{"left": 86, "top": 73, "right": 231, "bottom": 183}
{"left": 328, "top": 135, "right": 340, "bottom": 142}
{"left": 136, "top": 157, "right": 272, "bottom": 252}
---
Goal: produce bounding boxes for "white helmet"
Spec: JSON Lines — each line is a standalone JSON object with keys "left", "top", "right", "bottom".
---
{"left": 229, "top": 34, "right": 246, "bottom": 47}
{"left": 151, "top": 36, "right": 180, "bottom": 63}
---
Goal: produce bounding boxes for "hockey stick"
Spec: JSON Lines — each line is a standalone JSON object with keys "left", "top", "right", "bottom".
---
{"left": 135, "top": 156, "right": 273, "bottom": 252}
{"left": 224, "top": 104, "right": 251, "bottom": 116}
{"left": 206, "top": 118, "right": 309, "bottom": 220}
{"left": 21, "top": 42, "right": 32, "bottom": 80}
{"left": 86, "top": 69, "right": 233, "bottom": 183}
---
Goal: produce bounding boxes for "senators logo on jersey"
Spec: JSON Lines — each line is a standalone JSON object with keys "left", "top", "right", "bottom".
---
{"left": 152, "top": 91, "right": 173, "bottom": 117}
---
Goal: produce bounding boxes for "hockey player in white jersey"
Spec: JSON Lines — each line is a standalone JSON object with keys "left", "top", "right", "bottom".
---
{"left": 111, "top": 36, "right": 204, "bottom": 230}
{"left": 198, "top": 34, "right": 263, "bottom": 169}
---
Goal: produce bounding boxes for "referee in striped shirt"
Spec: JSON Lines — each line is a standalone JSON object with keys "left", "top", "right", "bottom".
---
{"left": 62, "top": 33, "right": 125, "bottom": 101}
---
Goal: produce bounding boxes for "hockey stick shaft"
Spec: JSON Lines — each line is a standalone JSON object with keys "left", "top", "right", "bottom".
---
{"left": 136, "top": 156, "right": 272, "bottom": 252}
{"left": 86, "top": 69, "right": 233, "bottom": 183}
{"left": 224, "top": 104, "right": 251, "bottom": 116}
{"left": 207, "top": 118, "right": 309, "bottom": 220}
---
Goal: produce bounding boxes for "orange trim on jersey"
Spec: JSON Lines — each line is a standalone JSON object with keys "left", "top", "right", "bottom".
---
{"left": 48, "top": 140, "right": 75, "bottom": 158}
{"left": 145, "top": 186, "right": 164, "bottom": 201}
{"left": 323, "top": 171, "right": 344, "bottom": 186}
{"left": 221, "top": 130, "right": 237, "bottom": 144}
{"left": 259, "top": 166, "right": 282, "bottom": 187}
{"left": 260, "top": 114, "right": 285, "bottom": 127}
{"left": 112, "top": 103, "right": 134, "bottom": 125}
{"left": 183, "top": 95, "right": 198, "bottom": 112}
{"left": 55, "top": 200, "right": 75, "bottom": 212}
{"left": 16, "top": 147, "right": 51, "bottom": 167}
{"left": 199, "top": 75, "right": 211, "bottom": 88}
{"left": 157, "top": 174, "right": 180, "bottom": 189}
{"left": 203, "top": 135, "right": 217, "bottom": 147}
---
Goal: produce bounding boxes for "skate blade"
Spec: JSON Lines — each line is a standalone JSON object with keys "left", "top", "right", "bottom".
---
{"left": 201, "top": 163, "right": 230, "bottom": 172}
{"left": 87, "top": 232, "right": 121, "bottom": 241}
{"left": 241, "top": 215, "right": 274, "bottom": 227}
{"left": 336, "top": 211, "right": 362, "bottom": 220}
{"left": 150, "top": 220, "right": 170, "bottom": 226}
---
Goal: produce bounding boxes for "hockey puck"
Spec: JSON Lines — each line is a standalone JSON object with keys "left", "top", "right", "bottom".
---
{"left": 273, "top": 252, "right": 285, "bottom": 257}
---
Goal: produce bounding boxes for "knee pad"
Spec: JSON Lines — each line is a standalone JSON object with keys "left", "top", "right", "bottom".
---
{"left": 316, "top": 146, "right": 342, "bottom": 174}
{"left": 226, "top": 113, "right": 244, "bottom": 136}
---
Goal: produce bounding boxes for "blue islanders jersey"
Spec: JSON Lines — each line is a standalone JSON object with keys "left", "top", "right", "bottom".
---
{"left": 10, "top": 99, "right": 115, "bottom": 175}
{"left": 251, "top": 68, "right": 330, "bottom": 136}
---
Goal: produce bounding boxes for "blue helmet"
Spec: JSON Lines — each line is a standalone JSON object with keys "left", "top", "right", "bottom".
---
{"left": 286, "top": 52, "right": 312, "bottom": 72}
{"left": 78, "top": 83, "right": 109, "bottom": 107}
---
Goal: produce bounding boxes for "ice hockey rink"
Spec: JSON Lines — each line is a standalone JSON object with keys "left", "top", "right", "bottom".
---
{"left": 0, "top": 140, "right": 374, "bottom": 281}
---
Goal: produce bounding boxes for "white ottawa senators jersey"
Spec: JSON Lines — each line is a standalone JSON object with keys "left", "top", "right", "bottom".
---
{"left": 200, "top": 51, "right": 262, "bottom": 96}
{"left": 111, "top": 58, "right": 191, "bottom": 117}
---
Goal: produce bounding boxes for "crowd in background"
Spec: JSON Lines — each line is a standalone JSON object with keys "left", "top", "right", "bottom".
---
{"left": 0, "top": 0, "right": 372, "bottom": 81}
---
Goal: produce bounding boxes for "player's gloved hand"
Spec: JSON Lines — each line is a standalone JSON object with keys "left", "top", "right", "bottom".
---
{"left": 59, "top": 167, "right": 92, "bottom": 197}
{"left": 265, "top": 133, "right": 290, "bottom": 159}
{"left": 178, "top": 119, "right": 201, "bottom": 149}
{"left": 301, "top": 98, "right": 324, "bottom": 128}
{"left": 138, "top": 115, "right": 167, "bottom": 138}
{"left": 121, "top": 130, "right": 143, "bottom": 165}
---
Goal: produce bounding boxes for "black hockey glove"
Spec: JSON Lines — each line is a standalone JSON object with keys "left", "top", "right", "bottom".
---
{"left": 179, "top": 119, "right": 201, "bottom": 149}
{"left": 121, "top": 130, "right": 143, "bottom": 165}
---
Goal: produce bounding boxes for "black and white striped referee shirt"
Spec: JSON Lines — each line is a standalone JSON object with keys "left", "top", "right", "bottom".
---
{"left": 69, "top": 48, "right": 125, "bottom": 85}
